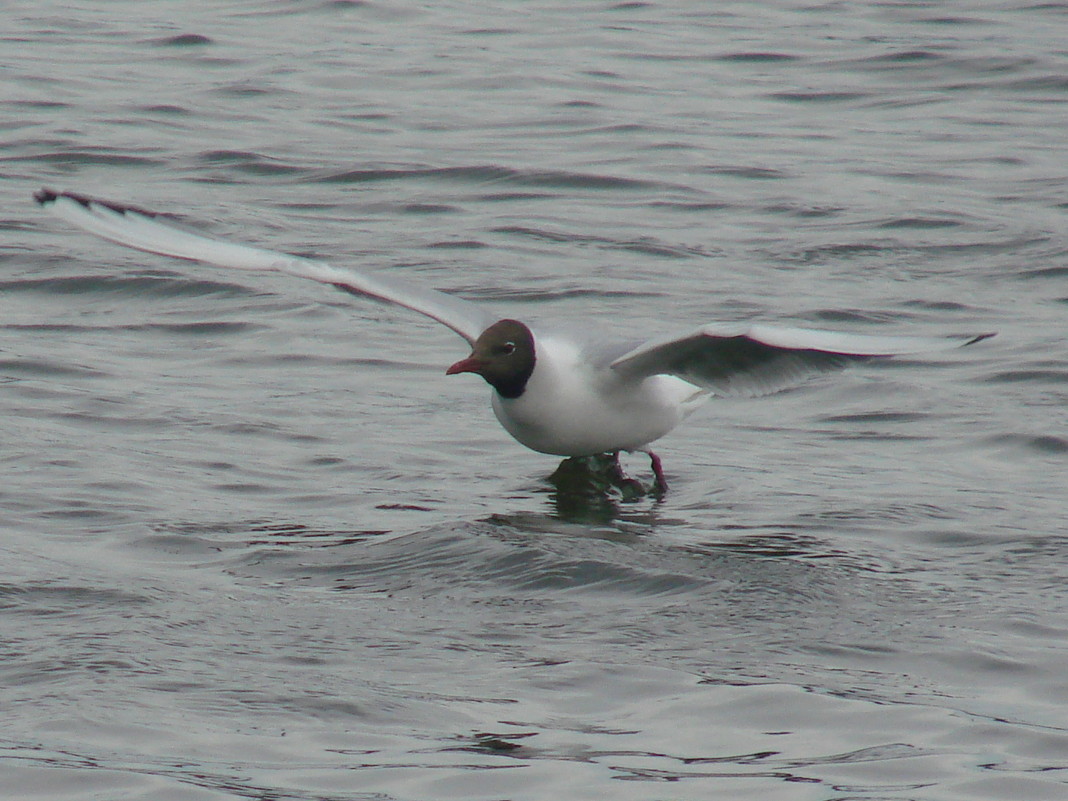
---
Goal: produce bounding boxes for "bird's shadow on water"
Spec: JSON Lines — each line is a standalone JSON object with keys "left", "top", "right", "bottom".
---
{"left": 539, "top": 454, "right": 665, "bottom": 525}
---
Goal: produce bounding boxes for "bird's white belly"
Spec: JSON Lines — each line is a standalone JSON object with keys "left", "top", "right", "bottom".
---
{"left": 490, "top": 340, "right": 704, "bottom": 456}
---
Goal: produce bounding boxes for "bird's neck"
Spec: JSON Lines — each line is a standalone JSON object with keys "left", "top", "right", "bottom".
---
{"left": 489, "top": 371, "right": 531, "bottom": 399}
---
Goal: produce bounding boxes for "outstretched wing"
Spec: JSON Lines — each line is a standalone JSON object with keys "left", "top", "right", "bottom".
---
{"left": 34, "top": 189, "right": 498, "bottom": 345}
{"left": 611, "top": 323, "right": 994, "bottom": 397}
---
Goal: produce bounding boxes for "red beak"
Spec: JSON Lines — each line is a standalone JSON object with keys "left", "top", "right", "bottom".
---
{"left": 446, "top": 355, "right": 484, "bottom": 376}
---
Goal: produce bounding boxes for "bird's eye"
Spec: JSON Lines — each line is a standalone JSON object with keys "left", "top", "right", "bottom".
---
{"left": 499, "top": 341, "right": 516, "bottom": 355}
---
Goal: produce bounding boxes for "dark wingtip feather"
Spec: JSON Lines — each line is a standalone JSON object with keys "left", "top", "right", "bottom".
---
{"left": 34, "top": 187, "right": 60, "bottom": 206}
{"left": 35, "top": 188, "right": 97, "bottom": 209}
{"left": 34, "top": 188, "right": 161, "bottom": 218}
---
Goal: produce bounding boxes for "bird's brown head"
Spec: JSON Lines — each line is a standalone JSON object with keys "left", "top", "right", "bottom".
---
{"left": 446, "top": 319, "right": 535, "bottom": 399}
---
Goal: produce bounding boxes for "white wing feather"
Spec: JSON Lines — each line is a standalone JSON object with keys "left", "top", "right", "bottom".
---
{"left": 35, "top": 189, "right": 497, "bottom": 345}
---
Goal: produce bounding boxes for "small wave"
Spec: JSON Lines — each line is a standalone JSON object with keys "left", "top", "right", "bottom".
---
{"left": 492, "top": 225, "right": 715, "bottom": 259}
{"left": 877, "top": 216, "right": 966, "bottom": 230}
{"left": 235, "top": 520, "right": 713, "bottom": 598}
{"left": 817, "top": 411, "right": 931, "bottom": 425}
{"left": 899, "top": 299, "right": 982, "bottom": 313}
{"left": 861, "top": 50, "right": 945, "bottom": 65}
{"left": 648, "top": 200, "right": 732, "bottom": 212}
{"left": 981, "top": 366, "right": 1068, "bottom": 385}
{"left": 0, "top": 358, "right": 106, "bottom": 379}
{"left": 9, "top": 149, "right": 164, "bottom": 167}
{"left": 1004, "top": 74, "right": 1068, "bottom": 92}
{"left": 718, "top": 52, "right": 801, "bottom": 63}
{"left": 126, "top": 321, "right": 258, "bottom": 336}
{"left": 136, "top": 104, "right": 190, "bottom": 116}
{"left": 195, "top": 149, "right": 306, "bottom": 176}
{"left": 986, "top": 433, "right": 1068, "bottom": 454}
{"left": 0, "top": 274, "right": 251, "bottom": 299}
{"left": 796, "top": 502, "right": 958, "bottom": 529}
{"left": 245, "top": 517, "right": 871, "bottom": 607}
{"left": 211, "top": 82, "right": 286, "bottom": 98}
{"left": 311, "top": 164, "right": 674, "bottom": 192}
{"left": 426, "top": 239, "right": 488, "bottom": 250}
{"left": 149, "top": 33, "right": 214, "bottom": 47}
{"left": 4, "top": 99, "right": 70, "bottom": 110}
{"left": 1018, "top": 265, "right": 1068, "bottom": 280}
{"left": 808, "top": 308, "right": 901, "bottom": 324}
{"left": 770, "top": 91, "right": 869, "bottom": 103}
{"left": 0, "top": 581, "right": 150, "bottom": 616}
{"left": 762, "top": 203, "right": 843, "bottom": 219}
{"left": 703, "top": 165, "right": 789, "bottom": 180}
{"left": 402, "top": 202, "right": 458, "bottom": 214}
{"left": 472, "top": 286, "right": 664, "bottom": 303}
{"left": 793, "top": 243, "right": 888, "bottom": 262}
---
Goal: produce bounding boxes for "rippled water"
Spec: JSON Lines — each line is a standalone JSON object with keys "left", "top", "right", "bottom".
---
{"left": 3, "top": 2, "right": 1067, "bottom": 799}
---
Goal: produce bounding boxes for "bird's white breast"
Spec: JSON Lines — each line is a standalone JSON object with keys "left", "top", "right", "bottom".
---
{"left": 490, "top": 334, "right": 705, "bottom": 457}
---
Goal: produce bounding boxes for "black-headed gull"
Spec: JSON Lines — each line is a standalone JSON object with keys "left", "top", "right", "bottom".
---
{"left": 34, "top": 189, "right": 993, "bottom": 490}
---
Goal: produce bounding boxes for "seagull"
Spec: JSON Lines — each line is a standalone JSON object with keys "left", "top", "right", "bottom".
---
{"left": 34, "top": 189, "right": 993, "bottom": 491}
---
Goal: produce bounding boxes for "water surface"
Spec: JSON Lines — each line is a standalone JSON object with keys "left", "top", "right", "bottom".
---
{"left": 3, "top": 2, "right": 1067, "bottom": 799}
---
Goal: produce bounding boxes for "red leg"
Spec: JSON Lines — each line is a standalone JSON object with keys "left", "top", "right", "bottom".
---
{"left": 648, "top": 451, "right": 667, "bottom": 492}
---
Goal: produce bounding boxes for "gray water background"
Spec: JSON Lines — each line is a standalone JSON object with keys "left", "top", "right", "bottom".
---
{"left": 3, "top": 2, "right": 1067, "bottom": 799}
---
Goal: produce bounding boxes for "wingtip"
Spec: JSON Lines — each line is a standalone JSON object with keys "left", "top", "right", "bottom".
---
{"left": 33, "top": 188, "right": 160, "bottom": 219}
{"left": 34, "top": 187, "right": 60, "bottom": 207}
{"left": 35, "top": 188, "right": 95, "bottom": 210}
